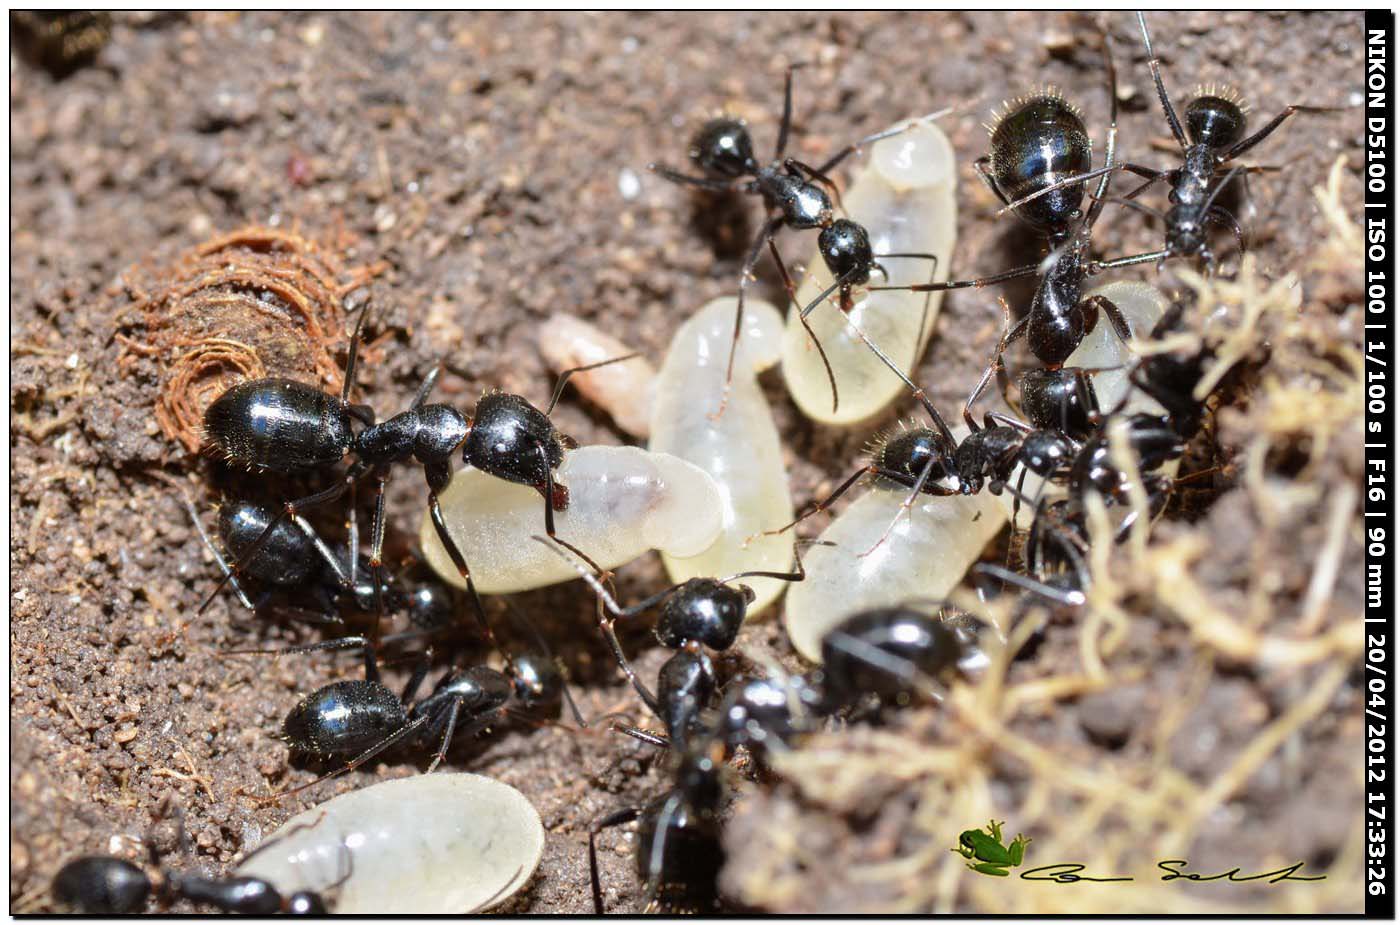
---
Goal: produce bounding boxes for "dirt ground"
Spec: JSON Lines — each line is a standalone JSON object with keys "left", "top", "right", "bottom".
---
{"left": 10, "top": 11, "right": 1365, "bottom": 914}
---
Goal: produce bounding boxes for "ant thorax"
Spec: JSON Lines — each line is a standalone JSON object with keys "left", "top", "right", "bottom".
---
{"left": 780, "top": 118, "right": 958, "bottom": 425}
{"left": 418, "top": 444, "right": 723, "bottom": 594}
{"left": 650, "top": 297, "right": 795, "bottom": 618}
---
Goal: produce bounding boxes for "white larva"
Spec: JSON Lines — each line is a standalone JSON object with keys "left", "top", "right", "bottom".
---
{"left": 235, "top": 774, "right": 544, "bottom": 914}
{"left": 1063, "top": 279, "right": 1170, "bottom": 415}
{"left": 418, "top": 445, "right": 724, "bottom": 594}
{"left": 649, "top": 296, "right": 794, "bottom": 617}
{"left": 783, "top": 456, "right": 1006, "bottom": 663}
{"left": 781, "top": 117, "right": 958, "bottom": 425}
{"left": 537, "top": 313, "right": 657, "bottom": 438}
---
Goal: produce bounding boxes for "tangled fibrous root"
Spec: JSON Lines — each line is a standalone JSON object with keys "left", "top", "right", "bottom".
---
{"left": 115, "top": 225, "right": 386, "bottom": 453}
{"left": 723, "top": 157, "right": 1365, "bottom": 914}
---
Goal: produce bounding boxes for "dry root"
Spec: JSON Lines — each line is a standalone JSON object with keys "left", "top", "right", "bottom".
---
{"left": 115, "top": 225, "right": 386, "bottom": 453}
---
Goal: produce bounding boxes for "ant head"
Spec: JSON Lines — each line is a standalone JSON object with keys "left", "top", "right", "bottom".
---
{"left": 462, "top": 393, "right": 565, "bottom": 493}
{"left": 817, "top": 218, "right": 874, "bottom": 284}
{"left": 655, "top": 578, "right": 749, "bottom": 652}
{"left": 1184, "top": 87, "right": 1248, "bottom": 152}
{"left": 1163, "top": 203, "right": 1208, "bottom": 259}
{"left": 690, "top": 118, "right": 757, "bottom": 179}
{"left": 1018, "top": 430, "right": 1077, "bottom": 477}
{"left": 987, "top": 90, "right": 1092, "bottom": 233}
{"left": 510, "top": 652, "right": 564, "bottom": 714}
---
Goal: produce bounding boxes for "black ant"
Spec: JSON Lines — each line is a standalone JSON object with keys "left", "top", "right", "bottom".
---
{"left": 181, "top": 492, "right": 457, "bottom": 634}
{"left": 588, "top": 737, "right": 728, "bottom": 914}
{"left": 652, "top": 64, "right": 942, "bottom": 414}
{"left": 1001, "top": 13, "right": 1338, "bottom": 272}
{"left": 235, "top": 617, "right": 581, "bottom": 804}
{"left": 50, "top": 804, "right": 348, "bottom": 914}
{"left": 1005, "top": 409, "right": 1184, "bottom": 589}
{"left": 874, "top": 23, "right": 1169, "bottom": 388}
{"left": 200, "top": 304, "right": 634, "bottom": 652}
{"left": 535, "top": 535, "right": 811, "bottom": 752}
{"left": 584, "top": 603, "right": 975, "bottom": 914}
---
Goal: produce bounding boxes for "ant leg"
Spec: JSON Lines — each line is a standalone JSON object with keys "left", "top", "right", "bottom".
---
{"left": 646, "top": 164, "right": 738, "bottom": 192}
{"left": 769, "top": 237, "right": 839, "bottom": 414}
{"left": 1136, "top": 12, "right": 1188, "bottom": 149}
{"left": 1092, "top": 194, "right": 1166, "bottom": 223}
{"left": 529, "top": 537, "right": 672, "bottom": 714}
{"left": 812, "top": 122, "right": 915, "bottom": 177}
{"left": 366, "top": 466, "right": 392, "bottom": 644}
{"left": 858, "top": 455, "right": 959, "bottom": 559}
{"left": 1004, "top": 162, "right": 1167, "bottom": 218}
{"left": 224, "top": 634, "right": 377, "bottom": 671}
{"left": 424, "top": 462, "right": 514, "bottom": 674}
{"left": 716, "top": 214, "right": 784, "bottom": 418}
{"left": 339, "top": 302, "right": 374, "bottom": 404}
{"left": 642, "top": 792, "right": 685, "bottom": 907}
{"left": 535, "top": 443, "right": 608, "bottom": 580}
{"left": 1119, "top": 165, "right": 1171, "bottom": 201}
{"left": 531, "top": 536, "right": 688, "bottom": 620}
{"left": 720, "top": 541, "right": 820, "bottom": 585}
{"left": 423, "top": 698, "right": 462, "bottom": 774}
{"left": 197, "top": 468, "right": 365, "bottom": 614}
{"left": 544, "top": 352, "right": 642, "bottom": 416}
{"left": 774, "top": 61, "right": 808, "bottom": 160}
{"left": 869, "top": 259, "right": 1042, "bottom": 295}
{"left": 830, "top": 309, "right": 958, "bottom": 446}
{"left": 760, "top": 465, "right": 874, "bottom": 538}
{"left": 1085, "top": 15, "right": 1119, "bottom": 226}
{"left": 962, "top": 299, "right": 1018, "bottom": 430}
{"left": 399, "top": 646, "right": 433, "bottom": 705}
{"left": 179, "top": 493, "right": 255, "bottom": 611}
{"left": 590, "top": 807, "right": 644, "bottom": 915}
{"left": 972, "top": 562, "right": 1086, "bottom": 608}
{"left": 1207, "top": 206, "right": 1248, "bottom": 261}
{"left": 1081, "top": 295, "right": 1132, "bottom": 345}
{"left": 288, "top": 514, "right": 350, "bottom": 587}
{"left": 1223, "top": 104, "right": 1339, "bottom": 163}
{"left": 410, "top": 362, "right": 444, "bottom": 410}
{"left": 1087, "top": 248, "right": 1172, "bottom": 276}
{"left": 612, "top": 722, "right": 671, "bottom": 750}
{"left": 985, "top": 411, "right": 1033, "bottom": 433}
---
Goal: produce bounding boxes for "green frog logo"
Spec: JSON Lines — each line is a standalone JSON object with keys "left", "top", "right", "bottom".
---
{"left": 954, "top": 820, "right": 1031, "bottom": 877}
